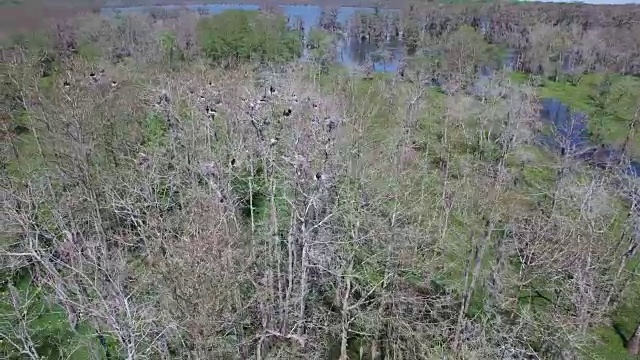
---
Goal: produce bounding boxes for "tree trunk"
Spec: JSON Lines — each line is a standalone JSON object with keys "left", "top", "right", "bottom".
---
{"left": 628, "top": 321, "right": 640, "bottom": 355}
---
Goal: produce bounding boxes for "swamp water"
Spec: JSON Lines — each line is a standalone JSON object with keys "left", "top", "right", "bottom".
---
{"left": 103, "top": 3, "right": 640, "bottom": 176}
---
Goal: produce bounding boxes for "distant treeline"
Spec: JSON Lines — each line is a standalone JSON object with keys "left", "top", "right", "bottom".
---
{"left": 5, "top": 0, "right": 640, "bottom": 75}
{"left": 346, "top": 2, "right": 640, "bottom": 76}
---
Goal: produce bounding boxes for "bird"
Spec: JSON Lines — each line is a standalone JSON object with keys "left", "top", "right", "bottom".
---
{"left": 159, "top": 91, "right": 170, "bottom": 104}
{"left": 325, "top": 118, "right": 336, "bottom": 132}
{"left": 137, "top": 152, "right": 150, "bottom": 168}
{"left": 283, "top": 108, "right": 292, "bottom": 117}
{"left": 13, "top": 125, "right": 29, "bottom": 135}
{"left": 205, "top": 106, "right": 217, "bottom": 118}
{"left": 269, "top": 86, "right": 277, "bottom": 95}
{"left": 217, "top": 189, "right": 226, "bottom": 204}
{"left": 270, "top": 137, "right": 279, "bottom": 146}
{"left": 111, "top": 80, "right": 118, "bottom": 88}
{"left": 63, "top": 80, "right": 71, "bottom": 88}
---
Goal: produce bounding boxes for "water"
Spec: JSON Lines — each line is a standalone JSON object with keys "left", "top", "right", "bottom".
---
{"left": 102, "top": 4, "right": 403, "bottom": 72}
{"left": 540, "top": 98, "right": 640, "bottom": 176}
{"left": 477, "top": 48, "right": 640, "bottom": 176}
{"left": 102, "top": 3, "right": 638, "bottom": 176}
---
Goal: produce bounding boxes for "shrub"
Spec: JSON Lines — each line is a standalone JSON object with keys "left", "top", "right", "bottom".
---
{"left": 196, "top": 10, "right": 301, "bottom": 66}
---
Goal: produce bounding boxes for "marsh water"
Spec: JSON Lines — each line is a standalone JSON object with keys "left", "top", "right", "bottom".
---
{"left": 102, "top": 4, "right": 403, "bottom": 72}
{"left": 104, "top": 4, "right": 640, "bottom": 175}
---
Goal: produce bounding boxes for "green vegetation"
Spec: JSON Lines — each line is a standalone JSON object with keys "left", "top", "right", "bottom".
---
{"left": 0, "top": 270, "right": 113, "bottom": 359}
{"left": 1, "top": 6, "right": 640, "bottom": 360}
{"left": 0, "top": 0, "right": 22, "bottom": 6}
{"left": 196, "top": 10, "right": 302, "bottom": 65}
{"left": 143, "top": 112, "right": 169, "bottom": 148}
{"left": 514, "top": 72, "right": 640, "bottom": 158}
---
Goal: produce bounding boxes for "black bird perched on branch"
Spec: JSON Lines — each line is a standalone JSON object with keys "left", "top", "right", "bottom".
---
{"left": 158, "top": 91, "right": 170, "bottom": 104}
{"left": 205, "top": 105, "right": 217, "bottom": 119}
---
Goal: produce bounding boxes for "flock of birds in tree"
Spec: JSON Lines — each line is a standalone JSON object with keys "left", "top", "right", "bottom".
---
{"left": 62, "top": 69, "right": 119, "bottom": 89}
{"left": 67, "top": 68, "right": 342, "bottom": 188}
{"left": 54, "top": 67, "right": 428, "bottom": 186}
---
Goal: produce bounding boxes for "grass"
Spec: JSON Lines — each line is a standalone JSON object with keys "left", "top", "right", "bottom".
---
{"left": 5, "top": 131, "right": 45, "bottom": 181}
{"left": 0, "top": 270, "right": 111, "bottom": 359}
{"left": 591, "top": 282, "right": 640, "bottom": 360}
{"left": 143, "top": 111, "right": 169, "bottom": 149}
{"left": 513, "top": 72, "right": 640, "bottom": 158}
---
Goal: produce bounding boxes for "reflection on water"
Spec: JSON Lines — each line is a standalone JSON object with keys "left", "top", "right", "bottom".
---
{"left": 103, "top": 4, "right": 639, "bottom": 175}
{"left": 475, "top": 48, "right": 640, "bottom": 175}
{"left": 337, "top": 36, "right": 402, "bottom": 72}
{"left": 102, "top": 4, "right": 403, "bottom": 72}
{"left": 540, "top": 98, "right": 640, "bottom": 175}
{"left": 540, "top": 98, "right": 590, "bottom": 150}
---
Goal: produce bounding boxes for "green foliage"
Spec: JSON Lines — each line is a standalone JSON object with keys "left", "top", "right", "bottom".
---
{"left": 307, "top": 28, "right": 334, "bottom": 75}
{"left": 77, "top": 41, "right": 101, "bottom": 62}
{"left": 196, "top": 10, "right": 302, "bottom": 65}
{"left": 442, "top": 25, "right": 503, "bottom": 74}
{"left": 403, "top": 20, "right": 422, "bottom": 52}
{"left": 307, "top": 28, "right": 330, "bottom": 51}
{"left": 590, "top": 253, "right": 640, "bottom": 359}
{"left": 4, "top": 112, "right": 46, "bottom": 182}
{"left": 230, "top": 163, "right": 268, "bottom": 221}
{"left": 159, "top": 30, "right": 182, "bottom": 67}
{"left": 143, "top": 112, "right": 168, "bottom": 149}
{"left": 3, "top": 8, "right": 640, "bottom": 359}
{"left": 0, "top": 270, "right": 108, "bottom": 359}
{"left": 0, "top": 76, "right": 25, "bottom": 118}
{"left": 513, "top": 72, "right": 640, "bottom": 158}
{"left": 4, "top": 30, "right": 52, "bottom": 52}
